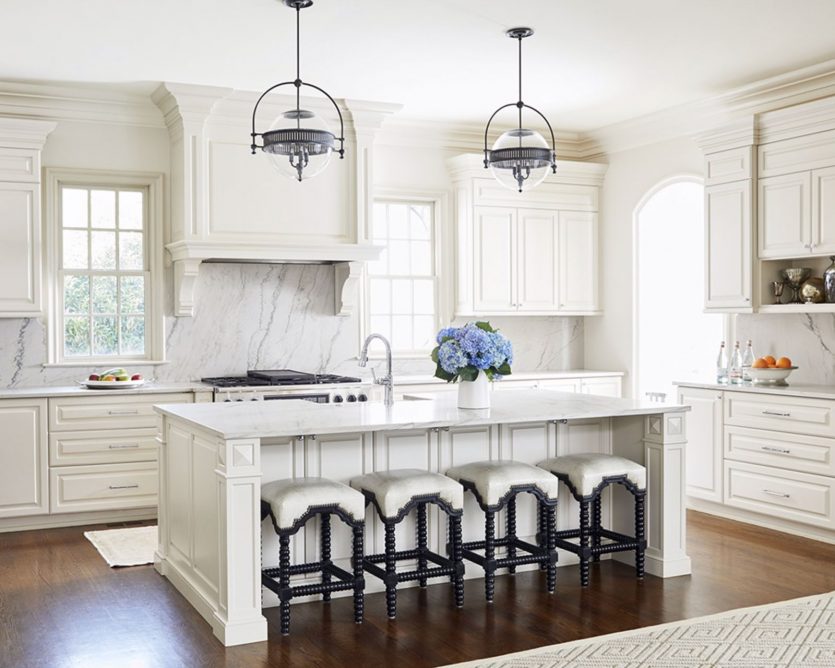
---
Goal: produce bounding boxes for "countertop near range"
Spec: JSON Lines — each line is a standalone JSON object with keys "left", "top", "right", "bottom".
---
{"left": 394, "top": 369, "right": 625, "bottom": 386}
{"left": 675, "top": 380, "right": 835, "bottom": 401}
{"left": 0, "top": 382, "right": 209, "bottom": 400}
{"left": 155, "top": 388, "right": 687, "bottom": 441}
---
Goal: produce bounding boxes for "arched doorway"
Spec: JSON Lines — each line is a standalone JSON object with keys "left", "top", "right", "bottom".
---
{"left": 633, "top": 178, "right": 723, "bottom": 400}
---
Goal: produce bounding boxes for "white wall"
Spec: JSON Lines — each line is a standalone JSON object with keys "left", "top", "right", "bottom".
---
{"left": 584, "top": 137, "right": 703, "bottom": 396}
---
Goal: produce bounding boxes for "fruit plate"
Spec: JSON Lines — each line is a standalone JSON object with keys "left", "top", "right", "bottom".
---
{"left": 79, "top": 379, "right": 145, "bottom": 390}
{"left": 748, "top": 366, "right": 797, "bottom": 386}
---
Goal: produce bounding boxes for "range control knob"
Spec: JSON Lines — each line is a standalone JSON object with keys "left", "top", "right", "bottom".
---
{"left": 250, "top": 397, "right": 259, "bottom": 401}
{"left": 333, "top": 395, "right": 344, "bottom": 403}
{"left": 346, "top": 394, "right": 357, "bottom": 403}
{"left": 236, "top": 398, "right": 245, "bottom": 402}
{"left": 357, "top": 393, "right": 368, "bottom": 402}
{"left": 223, "top": 399, "right": 232, "bottom": 403}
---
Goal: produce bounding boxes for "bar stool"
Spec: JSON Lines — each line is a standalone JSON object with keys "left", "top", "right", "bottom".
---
{"left": 350, "top": 469, "right": 465, "bottom": 619}
{"left": 261, "top": 477, "right": 366, "bottom": 635}
{"left": 445, "top": 460, "right": 559, "bottom": 602}
{"left": 538, "top": 453, "right": 647, "bottom": 586}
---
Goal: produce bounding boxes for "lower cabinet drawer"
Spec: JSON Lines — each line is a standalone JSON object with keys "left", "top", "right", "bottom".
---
{"left": 50, "top": 429, "right": 158, "bottom": 466}
{"left": 724, "top": 460, "right": 835, "bottom": 529}
{"left": 50, "top": 462, "right": 158, "bottom": 514}
{"left": 724, "top": 392, "right": 835, "bottom": 438}
{"left": 724, "top": 426, "right": 835, "bottom": 477}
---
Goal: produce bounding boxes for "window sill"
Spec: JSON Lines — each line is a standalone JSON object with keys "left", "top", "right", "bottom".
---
{"left": 43, "top": 360, "right": 170, "bottom": 368}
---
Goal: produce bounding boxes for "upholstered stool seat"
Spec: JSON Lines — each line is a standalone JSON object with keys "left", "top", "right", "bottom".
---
{"left": 350, "top": 469, "right": 465, "bottom": 618}
{"left": 538, "top": 454, "right": 647, "bottom": 586}
{"left": 260, "top": 477, "right": 366, "bottom": 635}
{"left": 445, "top": 460, "right": 559, "bottom": 602}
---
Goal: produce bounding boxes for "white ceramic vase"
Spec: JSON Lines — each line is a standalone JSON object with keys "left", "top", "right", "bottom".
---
{"left": 458, "top": 372, "right": 491, "bottom": 409}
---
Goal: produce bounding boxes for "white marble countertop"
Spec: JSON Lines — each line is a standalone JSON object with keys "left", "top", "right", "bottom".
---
{"left": 155, "top": 389, "right": 687, "bottom": 440}
{"left": 394, "top": 369, "right": 625, "bottom": 386}
{"left": 674, "top": 380, "right": 835, "bottom": 401}
{"left": 0, "top": 382, "right": 209, "bottom": 400}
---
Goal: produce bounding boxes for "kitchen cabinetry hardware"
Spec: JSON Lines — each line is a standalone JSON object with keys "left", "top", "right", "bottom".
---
{"left": 108, "top": 484, "right": 140, "bottom": 490}
{"left": 761, "top": 445, "right": 792, "bottom": 454}
{"left": 761, "top": 410, "right": 791, "bottom": 417}
{"left": 108, "top": 444, "right": 140, "bottom": 450}
{"left": 762, "top": 488, "right": 791, "bottom": 498}
{"left": 107, "top": 409, "right": 139, "bottom": 416}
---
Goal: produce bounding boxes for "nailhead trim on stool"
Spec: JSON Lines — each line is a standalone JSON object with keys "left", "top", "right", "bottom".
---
{"left": 261, "top": 477, "right": 366, "bottom": 635}
{"left": 445, "top": 460, "right": 559, "bottom": 603}
{"left": 350, "top": 469, "right": 465, "bottom": 619}
{"left": 538, "top": 454, "right": 647, "bottom": 587}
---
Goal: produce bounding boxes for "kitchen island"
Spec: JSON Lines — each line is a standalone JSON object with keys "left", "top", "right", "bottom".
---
{"left": 154, "top": 390, "right": 691, "bottom": 646}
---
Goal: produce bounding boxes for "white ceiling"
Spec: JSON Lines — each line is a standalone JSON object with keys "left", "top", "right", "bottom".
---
{"left": 3, "top": 0, "right": 835, "bottom": 131}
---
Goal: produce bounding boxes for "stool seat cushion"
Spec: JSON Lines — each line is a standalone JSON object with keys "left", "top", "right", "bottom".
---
{"left": 262, "top": 477, "right": 365, "bottom": 530}
{"left": 538, "top": 454, "right": 646, "bottom": 497}
{"left": 350, "top": 469, "right": 464, "bottom": 519}
{"left": 445, "top": 460, "right": 559, "bottom": 507}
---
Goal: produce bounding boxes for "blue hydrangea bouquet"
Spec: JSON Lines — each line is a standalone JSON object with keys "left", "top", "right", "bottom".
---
{"left": 431, "top": 321, "right": 513, "bottom": 383}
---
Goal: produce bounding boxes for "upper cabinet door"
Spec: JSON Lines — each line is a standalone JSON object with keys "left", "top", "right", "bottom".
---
{"left": 705, "top": 181, "right": 752, "bottom": 311}
{"left": 758, "top": 172, "right": 812, "bottom": 258}
{"left": 558, "top": 211, "right": 598, "bottom": 312}
{"left": 473, "top": 207, "right": 517, "bottom": 312}
{"left": 0, "top": 182, "right": 41, "bottom": 316}
{"left": 812, "top": 166, "right": 835, "bottom": 255}
{"left": 516, "top": 209, "right": 558, "bottom": 311}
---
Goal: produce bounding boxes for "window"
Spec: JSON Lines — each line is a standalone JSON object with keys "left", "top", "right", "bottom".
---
{"left": 47, "top": 170, "right": 163, "bottom": 364}
{"left": 366, "top": 199, "right": 439, "bottom": 354}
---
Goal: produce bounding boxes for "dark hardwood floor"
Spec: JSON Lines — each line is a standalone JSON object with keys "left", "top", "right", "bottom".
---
{"left": 1, "top": 510, "right": 834, "bottom": 668}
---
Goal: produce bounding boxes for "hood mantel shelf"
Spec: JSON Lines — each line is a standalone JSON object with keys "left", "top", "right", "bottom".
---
{"left": 153, "top": 83, "right": 399, "bottom": 318}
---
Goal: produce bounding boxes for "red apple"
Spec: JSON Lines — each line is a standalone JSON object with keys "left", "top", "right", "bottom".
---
{"left": 131, "top": 374, "right": 142, "bottom": 381}
{"left": 88, "top": 374, "right": 100, "bottom": 381}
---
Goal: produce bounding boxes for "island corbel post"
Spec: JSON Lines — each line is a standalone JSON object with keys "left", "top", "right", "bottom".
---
{"left": 154, "top": 392, "right": 691, "bottom": 646}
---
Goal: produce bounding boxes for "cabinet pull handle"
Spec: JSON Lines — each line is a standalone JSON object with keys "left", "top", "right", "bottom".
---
{"left": 762, "top": 488, "right": 790, "bottom": 498}
{"left": 107, "top": 409, "right": 139, "bottom": 415}
{"left": 761, "top": 410, "right": 791, "bottom": 417}
{"left": 108, "top": 443, "right": 140, "bottom": 449}
{"left": 761, "top": 445, "right": 791, "bottom": 454}
{"left": 108, "top": 484, "right": 140, "bottom": 490}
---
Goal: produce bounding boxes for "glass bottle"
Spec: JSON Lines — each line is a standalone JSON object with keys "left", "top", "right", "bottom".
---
{"left": 716, "top": 341, "right": 729, "bottom": 384}
{"left": 729, "top": 341, "right": 743, "bottom": 384}
{"left": 741, "top": 340, "right": 755, "bottom": 383}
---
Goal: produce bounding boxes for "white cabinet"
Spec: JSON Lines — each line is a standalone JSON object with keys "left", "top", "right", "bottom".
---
{"left": 704, "top": 180, "right": 753, "bottom": 311}
{"left": 580, "top": 376, "right": 622, "bottom": 398}
{"left": 517, "top": 209, "right": 558, "bottom": 311}
{"left": 0, "top": 399, "right": 48, "bottom": 518}
{"left": 676, "top": 387, "right": 723, "bottom": 502}
{"left": 558, "top": 211, "right": 598, "bottom": 311}
{"left": 758, "top": 172, "right": 811, "bottom": 258}
{"left": 473, "top": 207, "right": 516, "bottom": 312}
{"left": 0, "top": 119, "right": 55, "bottom": 318}
{"left": 812, "top": 166, "right": 835, "bottom": 254}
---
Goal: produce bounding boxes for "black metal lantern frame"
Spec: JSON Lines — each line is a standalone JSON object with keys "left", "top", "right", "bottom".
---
{"left": 483, "top": 27, "right": 557, "bottom": 192}
{"left": 250, "top": 0, "right": 345, "bottom": 181}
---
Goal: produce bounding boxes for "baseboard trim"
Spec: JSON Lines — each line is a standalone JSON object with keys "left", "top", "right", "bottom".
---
{"left": 0, "top": 508, "right": 156, "bottom": 533}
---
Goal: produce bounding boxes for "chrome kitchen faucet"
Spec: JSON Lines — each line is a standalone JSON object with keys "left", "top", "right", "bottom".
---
{"left": 359, "top": 333, "right": 394, "bottom": 407}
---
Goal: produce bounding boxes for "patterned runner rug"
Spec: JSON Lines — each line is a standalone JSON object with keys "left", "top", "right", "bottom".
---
{"left": 441, "top": 590, "right": 835, "bottom": 667}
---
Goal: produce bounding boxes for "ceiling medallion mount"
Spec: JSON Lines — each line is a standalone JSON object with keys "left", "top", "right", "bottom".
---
{"left": 250, "top": 0, "right": 345, "bottom": 182}
{"left": 483, "top": 26, "right": 557, "bottom": 193}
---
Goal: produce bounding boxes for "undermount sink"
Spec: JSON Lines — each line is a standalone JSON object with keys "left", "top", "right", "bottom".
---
{"left": 394, "top": 394, "right": 433, "bottom": 402}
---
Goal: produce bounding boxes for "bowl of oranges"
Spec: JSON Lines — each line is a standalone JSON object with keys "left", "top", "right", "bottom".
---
{"left": 748, "top": 355, "right": 796, "bottom": 385}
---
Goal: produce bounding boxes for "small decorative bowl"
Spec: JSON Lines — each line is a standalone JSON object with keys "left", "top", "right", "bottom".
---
{"left": 747, "top": 366, "right": 797, "bottom": 386}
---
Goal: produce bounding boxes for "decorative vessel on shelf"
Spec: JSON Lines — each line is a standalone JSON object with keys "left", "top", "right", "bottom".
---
{"left": 801, "top": 277, "right": 825, "bottom": 303}
{"left": 431, "top": 321, "right": 513, "bottom": 409}
{"left": 780, "top": 267, "right": 812, "bottom": 304}
{"left": 825, "top": 257, "right": 835, "bottom": 303}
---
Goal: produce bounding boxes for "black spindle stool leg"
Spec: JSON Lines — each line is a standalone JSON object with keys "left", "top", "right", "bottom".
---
{"left": 417, "top": 503, "right": 428, "bottom": 587}
{"left": 352, "top": 524, "right": 364, "bottom": 624}
{"left": 506, "top": 497, "right": 517, "bottom": 574}
{"left": 635, "top": 491, "right": 646, "bottom": 579}
{"left": 384, "top": 521, "right": 397, "bottom": 619}
{"left": 546, "top": 504, "right": 557, "bottom": 593}
{"left": 537, "top": 501, "right": 547, "bottom": 570}
{"left": 484, "top": 510, "right": 496, "bottom": 602}
{"left": 579, "top": 500, "right": 591, "bottom": 587}
{"left": 451, "top": 515, "right": 464, "bottom": 608}
{"left": 592, "top": 495, "right": 602, "bottom": 563}
{"left": 320, "top": 513, "right": 332, "bottom": 601}
{"left": 278, "top": 533, "right": 292, "bottom": 635}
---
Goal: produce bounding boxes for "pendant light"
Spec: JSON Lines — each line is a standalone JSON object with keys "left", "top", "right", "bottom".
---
{"left": 250, "top": 0, "right": 344, "bottom": 182}
{"left": 483, "top": 28, "right": 557, "bottom": 193}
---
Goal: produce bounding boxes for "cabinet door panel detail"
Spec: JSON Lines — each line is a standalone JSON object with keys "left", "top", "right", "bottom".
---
{"left": 813, "top": 166, "right": 835, "bottom": 254}
{"left": 759, "top": 172, "right": 811, "bottom": 258}
{"left": 473, "top": 207, "right": 516, "bottom": 311}
{"left": 0, "top": 183, "right": 40, "bottom": 315}
{"left": 517, "top": 210, "right": 557, "bottom": 311}
{"left": 0, "top": 400, "right": 48, "bottom": 518}
{"left": 705, "top": 182, "right": 752, "bottom": 310}
{"left": 558, "top": 212, "right": 598, "bottom": 311}
{"left": 677, "top": 387, "right": 723, "bottom": 502}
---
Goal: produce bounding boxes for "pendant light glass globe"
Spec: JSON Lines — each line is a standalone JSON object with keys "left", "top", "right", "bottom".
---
{"left": 262, "top": 108, "right": 335, "bottom": 182}
{"left": 489, "top": 128, "right": 552, "bottom": 193}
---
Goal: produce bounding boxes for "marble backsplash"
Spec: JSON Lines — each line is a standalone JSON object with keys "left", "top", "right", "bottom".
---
{"left": 736, "top": 313, "right": 835, "bottom": 385}
{"left": 0, "top": 263, "right": 584, "bottom": 388}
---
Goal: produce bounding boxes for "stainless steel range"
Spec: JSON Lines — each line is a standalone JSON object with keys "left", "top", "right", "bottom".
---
{"left": 201, "top": 369, "right": 375, "bottom": 404}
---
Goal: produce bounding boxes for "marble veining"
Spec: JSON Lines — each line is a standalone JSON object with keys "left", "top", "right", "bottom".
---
{"left": 0, "top": 263, "right": 585, "bottom": 388}
{"left": 155, "top": 389, "right": 687, "bottom": 440}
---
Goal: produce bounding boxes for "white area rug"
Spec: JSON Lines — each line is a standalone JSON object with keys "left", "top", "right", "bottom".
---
{"left": 84, "top": 525, "right": 157, "bottom": 567}
{"left": 442, "top": 591, "right": 835, "bottom": 667}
